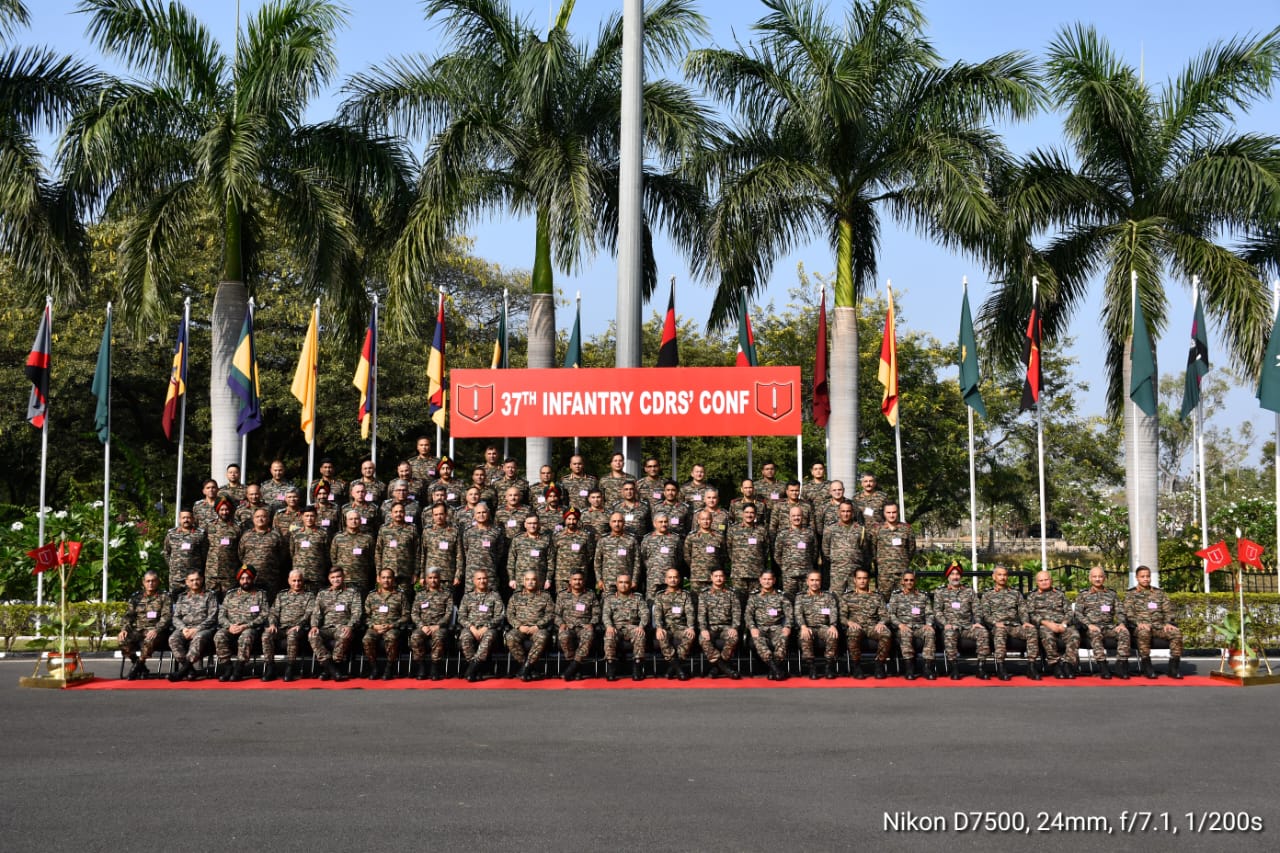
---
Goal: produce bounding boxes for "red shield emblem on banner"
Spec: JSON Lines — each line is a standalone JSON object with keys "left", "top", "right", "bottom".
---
{"left": 754, "top": 381, "right": 794, "bottom": 421}
{"left": 456, "top": 383, "right": 495, "bottom": 423}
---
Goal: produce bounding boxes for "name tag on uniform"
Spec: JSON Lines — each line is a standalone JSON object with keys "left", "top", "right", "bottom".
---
{"left": 359, "top": 517, "right": 368, "bottom": 525}
{"left": 438, "top": 541, "right": 450, "bottom": 550}
{"left": 482, "top": 540, "right": 491, "bottom": 548}
{"left": 748, "top": 537, "right": 757, "bottom": 545}
{"left": 625, "top": 513, "right": 634, "bottom": 522}
{"left": 421, "top": 602, "right": 431, "bottom": 610}
{"left": 146, "top": 610, "right": 157, "bottom": 619}
{"left": 891, "top": 537, "right": 902, "bottom": 546}
{"left": 446, "top": 492, "right": 456, "bottom": 502}
{"left": 672, "top": 606, "right": 683, "bottom": 614}
{"left": 574, "top": 603, "right": 586, "bottom": 612}
{"left": 671, "top": 518, "right": 681, "bottom": 526}
{"left": 478, "top": 604, "right": 489, "bottom": 612}
{"left": 250, "top": 606, "right": 260, "bottom": 613}
{"left": 796, "top": 541, "right": 806, "bottom": 550}
{"left": 389, "top": 540, "right": 398, "bottom": 548}
{"left": 1147, "top": 601, "right": 1158, "bottom": 610}
{"left": 910, "top": 607, "right": 921, "bottom": 615}
{"left": 770, "top": 492, "right": 779, "bottom": 500}
{"left": 660, "top": 547, "right": 670, "bottom": 554}
{"left": 300, "top": 541, "right": 311, "bottom": 549}
{"left": 651, "top": 491, "right": 661, "bottom": 501}
{"left": 705, "top": 546, "right": 715, "bottom": 554}
{"left": 863, "top": 507, "right": 873, "bottom": 516}
{"left": 617, "top": 548, "right": 628, "bottom": 556}
{"left": 365, "top": 493, "right": 374, "bottom": 502}
{"left": 579, "top": 489, "right": 589, "bottom": 497}
{"left": 405, "top": 515, "right": 414, "bottom": 524}
{"left": 220, "top": 537, "right": 230, "bottom": 545}
{"left": 1101, "top": 604, "right": 1111, "bottom": 612}
{"left": 335, "top": 604, "right": 346, "bottom": 612}
{"left": 537, "top": 496, "right": 546, "bottom": 505}
{"left": 378, "top": 605, "right": 389, "bottom": 613}
{"left": 951, "top": 601, "right": 961, "bottom": 610}
{"left": 352, "top": 547, "right": 363, "bottom": 555}
{"left": 530, "top": 549, "right": 540, "bottom": 557}
{"left": 181, "top": 542, "right": 191, "bottom": 550}
{"left": 767, "top": 608, "right": 778, "bottom": 616}
{"left": 507, "top": 520, "right": 518, "bottom": 528}
{"left": 820, "top": 607, "right": 830, "bottom": 615}
{"left": 321, "top": 519, "right": 330, "bottom": 527}
{"left": 571, "top": 543, "right": 581, "bottom": 552}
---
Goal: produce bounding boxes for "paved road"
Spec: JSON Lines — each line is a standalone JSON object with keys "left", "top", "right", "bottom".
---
{"left": 0, "top": 659, "right": 1275, "bottom": 852}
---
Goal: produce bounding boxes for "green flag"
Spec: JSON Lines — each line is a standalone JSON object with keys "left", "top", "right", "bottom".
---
{"left": 90, "top": 310, "right": 111, "bottom": 443}
{"left": 1130, "top": 294, "right": 1158, "bottom": 416}
{"left": 957, "top": 288, "right": 986, "bottom": 418}
{"left": 565, "top": 300, "right": 582, "bottom": 368}
{"left": 1259, "top": 299, "right": 1280, "bottom": 413}
{"left": 1179, "top": 290, "right": 1209, "bottom": 420}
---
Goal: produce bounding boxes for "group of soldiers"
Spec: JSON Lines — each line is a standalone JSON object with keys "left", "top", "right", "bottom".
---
{"left": 117, "top": 439, "right": 1185, "bottom": 683}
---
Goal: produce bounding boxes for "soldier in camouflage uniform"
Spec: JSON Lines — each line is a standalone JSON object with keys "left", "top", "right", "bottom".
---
{"left": 612, "top": 480, "right": 651, "bottom": 539}
{"left": 419, "top": 503, "right": 460, "bottom": 588}
{"left": 236, "top": 483, "right": 273, "bottom": 530}
{"left": 262, "top": 570, "right": 314, "bottom": 681}
{"left": 273, "top": 488, "right": 305, "bottom": 539}
{"left": 870, "top": 503, "right": 914, "bottom": 597}
{"left": 311, "top": 457, "right": 348, "bottom": 506}
{"left": 730, "top": 479, "right": 770, "bottom": 530}
{"left": 458, "top": 569, "right": 505, "bottom": 681}
{"left": 637, "top": 457, "right": 666, "bottom": 505}
{"left": 852, "top": 473, "right": 889, "bottom": 524}
{"left": 458, "top": 503, "right": 508, "bottom": 593}
{"left": 794, "top": 571, "right": 840, "bottom": 679}
{"left": 341, "top": 481, "right": 382, "bottom": 537}
{"left": 239, "top": 507, "right": 289, "bottom": 595}
{"left": 363, "top": 568, "right": 408, "bottom": 680}
{"left": 162, "top": 510, "right": 208, "bottom": 595}
{"left": 118, "top": 571, "right": 171, "bottom": 679}
{"left": 395, "top": 461, "right": 421, "bottom": 502}
{"left": 680, "top": 463, "right": 711, "bottom": 510}
{"left": 768, "top": 482, "right": 813, "bottom": 541}
{"left": 214, "top": 565, "right": 269, "bottom": 681}
{"left": 375, "top": 502, "right": 419, "bottom": 592}
{"left": 560, "top": 454, "right": 598, "bottom": 510}
{"left": 1075, "top": 566, "right": 1131, "bottom": 679}
{"left": 602, "top": 573, "right": 649, "bottom": 681}
{"left": 698, "top": 569, "right": 742, "bottom": 679}
{"left": 531, "top": 465, "right": 558, "bottom": 512}
{"left": 581, "top": 489, "right": 613, "bottom": 539}
{"left": 309, "top": 567, "right": 363, "bottom": 682}
{"left": 598, "top": 452, "right": 630, "bottom": 507}
{"left": 933, "top": 563, "right": 991, "bottom": 680}
{"left": 556, "top": 569, "right": 600, "bottom": 681}
{"left": 205, "top": 498, "right": 242, "bottom": 596}
{"left": 1027, "top": 570, "right": 1078, "bottom": 679}
{"left": 552, "top": 507, "right": 595, "bottom": 593}
{"left": 354, "top": 458, "right": 387, "bottom": 506}
{"left": 888, "top": 572, "right": 936, "bottom": 680}
{"left": 495, "top": 486, "right": 533, "bottom": 541}
{"left": 260, "top": 459, "right": 295, "bottom": 510}
{"left": 822, "top": 500, "right": 866, "bottom": 596}
{"left": 815, "top": 481, "right": 846, "bottom": 549}
{"left": 840, "top": 568, "right": 892, "bottom": 679}
{"left": 504, "top": 570, "right": 555, "bottom": 681}
{"left": 330, "top": 509, "right": 376, "bottom": 596}
{"left": 493, "top": 458, "right": 531, "bottom": 507}
{"left": 639, "top": 513, "right": 682, "bottom": 599}
{"left": 980, "top": 565, "right": 1042, "bottom": 681}
{"left": 684, "top": 510, "right": 726, "bottom": 592}
{"left": 311, "top": 483, "right": 340, "bottom": 537}
{"left": 506, "top": 513, "right": 554, "bottom": 592}
{"left": 800, "top": 463, "right": 830, "bottom": 509}
{"left": 753, "top": 461, "right": 784, "bottom": 506}
{"left": 536, "top": 486, "right": 567, "bottom": 536}
{"left": 168, "top": 570, "right": 219, "bottom": 681}
{"left": 409, "top": 567, "right": 453, "bottom": 680}
{"left": 408, "top": 435, "right": 440, "bottom": 484}
{"left": 700, "top": 489, "right": 732, "bottom": 535}
{"left": 291, "top": 505, "right": 332, "bottom": 591}
{"left": 595, "top": 512, "right": 640, "bottom": 594}
{"left": 745, "top": 570, "right": 792, "bottom": 680}
{"left": 727, "top": 504, "right": 769, "bottom": 596}
{"left": 772, "top": 505, "right": 816, "bottom": 596}
{"left": 652, "top": 481, "right": 691, "bottom": 540}
{"left": 653, "top": 568, "right": 696, "bottom": 680}
{"left": 191, "top": 479, "right": 222, "bottom": 531}
{"left": 1124, "top": 565, "right": 1183, "bottom": 679}
{"left": 219, "top": 463, "right": 247, "bottom": 505}
{"left": 468, "top": 466, "right": 498, "bottom": 511}
{"left": 431, "top": 458, "right": 466, "bottom": 507}
{"left": 381, "top": 480, "right": 422, "bottom": 529}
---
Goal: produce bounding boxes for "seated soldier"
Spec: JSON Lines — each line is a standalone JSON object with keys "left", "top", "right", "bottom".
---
{"left": 653, "top": 567, "right": 696, "bottom": 680}
{"left": 1124, "top": 565, "right": 1183, "bottom": 679}
{"left": 840, "top": 568, "right": 892, "bottom": 680}
{"left": 409, "top": 567, "right": 453, "bottom": 681}
{"left": 363, "top": 568, "right": 408, "bottom": 680}
{"left": 933, "top": 562, "right": 991, "bottom": 680}
{"left": 458, "top": 569, "right": 505, "bottom": 682}
{"left": 1075, "top": 566, "right": 1131, "bottom": 680}
{"left": 168, "top": 569, "right": 218, "bottom": 682}
{"left": 555, "top": 569, "right": 600, "bottom": 682}
{"left": 745, "top": 569, "right": 792, "bottom": 681}
{"left": 262, "top": 569, "right": 315, "bottom": 682}
{"left": 214, "top": 564, "right": 269, "bottom": 682}
{"left": 504, "top": 569, "right": 555, "bottom": 681}
{"left": 309, "top": 566, "right": 363, "bottom": 682}
{"left": 602, "top": 572, "right": 649, "bottom": 682}
{"left": 887, "top": 571, "right": 936, "bottom": 681}
{"left": 118, "top": 571, "right": 172, "bottom": 680}
{"left": 794, "top": 570, "right": 840, "bottom": 680}
{"left": 697, "top": 569, "right": 742, "bottom": 680}
{"left": 1027, "top": 570, "right": 1079, "bottom": 680}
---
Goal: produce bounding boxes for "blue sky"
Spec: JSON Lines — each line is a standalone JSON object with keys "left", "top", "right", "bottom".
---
{"left": 21, "top": 0, "right": 1280, "bottom": 460}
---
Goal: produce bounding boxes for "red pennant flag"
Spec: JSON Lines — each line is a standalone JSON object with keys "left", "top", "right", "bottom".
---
{"left": 1237, "top": 538, "right": 1265, "bottom": 570}
{"left": 27, "top": 542, "right": 59, "bottom": 574}
{"left": 1196, "top": 540, "right": 1233, "bottom": 573}
{"left": 657, "top": 280, "right": 678, "bottom": 367}
{"left": 1019, "top": 292, "right": 1042, "bottom": 412}
{"left": 60, "top": 541, "right": 83, "bottom": 567}
{"left": 813, "top": 290, "right": 830, "bottom": 427}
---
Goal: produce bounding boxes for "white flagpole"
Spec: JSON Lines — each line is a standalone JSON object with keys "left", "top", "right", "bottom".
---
{"left": 240, "top": 297, "right": 255, "bottom": 475}
{"left": 502, "top": 288, "right": 510, "bottom": 459}
{"left": 888, "top": 281, "right": 906, "bottom": 520}
{"left": 1130, "top": 271, "right": 1140, "bottom": 587}
{"left": 1032, "top": 276, "right": 1048, "bottom": 573}
{"left": 573, "top": 291, "right": 581, "bottom": 455}
{"left": 1194, "top": 279, "right": 1210, "bottom": 592}
{"left": 1273, "top": 283, "right": 1279, "bottom": 576}
{"left": 964, "top": 278, "right": 979, "bottom": 588}
{"left": 102, "top": 301, "right": 112, "bottom": 602}
{"left": 173, "top": 297, "right": 190, "bottom": 528}
{"left": 36, "top": 295, "right": 52, "bottom": 615}
{"left": 306, "top": 298, "right": 318, "bottom": 492}
{"left": 371, "top": 292, "right": 379, "bottom": 467}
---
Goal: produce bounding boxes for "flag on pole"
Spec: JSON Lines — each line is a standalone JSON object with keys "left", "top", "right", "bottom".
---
{"left": 60, "top": 540, "right": 83, "bottom": 566}
{"left": 91, "top": 311, "right": 111, "bottom": 443}
{"left": 25, "top": 304, "right": 51, "bottom": 428}
{"left": 1019, "top": 293, "right": 1043, "bottom": 413}
{"left": 1180, "top": 290, "right": 1209, "bottom": 420}
{"left": 490, "top": 299, "right": 507, "bottom": 370}
{"left": 1196, "top": 540, "right": 1233, "bottom": 573}
{"left": 1129, "top": 291, "right": 1158, "bottom": 417}
{"left": 957, "top": 287, "right": 986, "bottom": 418}
{"left": 161, "top": 315, "right": 188, "bottom": 441}
{"left": 877, "top": 289, "right": 898, "bottom": 426}
{"left": 657, "top": 280, "right": 679, "bottom": 367}
{"left": 427, "top": 293, "right": 448, "bottom": 429}
{"left": 1259, "top": 297, "right": 1280, "bottom": 413}
{"left": 227, "top": 305, "right": 263, "bottom": 436}
{"left": 291, "top": 305, "right": 319, "bottom": 443}
{"left": 353, "top": 310, "right": 377, "bottom": 438}
{"left": 813, "top": 289, "right": 829, "bottom": 427}
{"left": 736, "top": 291, "right": 757, "bottom": 367}
{"left": 1238, "top": 538, "right": 1265, "bottom": 570}
{"left": 565, "top": 297, "right": 582, "bottom": 368}
{"left": 26, "top": 542, "right": 58, "bottom": 574}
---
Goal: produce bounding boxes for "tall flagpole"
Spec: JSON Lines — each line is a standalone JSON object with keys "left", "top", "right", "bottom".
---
{"left": 1033, "top": 276, "right": 1048, "bottom": 573}
{"left": 502, "top": 288, "right": 509, "bottom": 459}
{"left": 1194, "top": 278, "right": 1210, "bottom": 592}
{"left": 888, "top": 281, "right": 906, "bottom": 520}
{"left": 436, "top": 287, "right": 444, "bottom": 458}
{"left": 964, "top": 278, "right": 979, "bottom": 587}
{"left": 36, "top": 295, "right": 52, "bottom": 614}
{"left": 306, "top": 298, "right": 319, "bottom": 491}
{"left": 370, "top": 292, "right": 379, "bottom": 467}
{"left": 240, "top": 297, "right": 254, "bottom": 475}
{"left": 1273, "top": 282, "right": 1279, "bottom": 576}
{"left": 572, "top": 291, "right": 580, "bottom": 455}
{"left": 102, "top": 302, "right": 112, "bottom": 602}
{"left": 1129, "top": 271, "right": 1140, "bottom": 586}
{"left": 173, "top": 297, "right": 190, "bottom": 528}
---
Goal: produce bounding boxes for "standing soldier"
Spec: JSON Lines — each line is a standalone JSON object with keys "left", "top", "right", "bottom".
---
{"left": 291, "top": 505, "right": 332, "bottom": 592}
{"left": 376, "top": 502, "right": 419, "bottom": 593}
{"left": 726, "top": 504, "right": 769, "bottom": 596}
{"left": 637, "top": 457, "right": 666, "bottom": 505}
{"left": 560, "top": 454, "right": 598, "bottom": 510}
{"left": 311, "top": 483, "right": 340, "bottom": 536}
{"left": 430, "top": 457, "right": 464, "bottom": 506}
{"left": 468, "top": 465, "right": 498, "bottom": 511}
{"left": 602, "top": 573, "right": 649, "bottom": 681}
{"left": 800, "top": 462, "right": 830, "bottom": 509}
{"left": 611, "top": 480, "right": 651, "bottom": 539}
{"left": 532, "top": 465, "right": 558, "bottom": 508}
{"left": 1075, "top": 566, "right": 1131, "bottom": 680}
{"left": 272, "top": 488, "right": 305, "bottom": 538}
{"left": 980, "top": 565, "right": 1041, "bottom": 681}
{"left": 730, "top": 478, "right": 770, "bottom": 530}
{"left": 701, "top": 489, "right": 732, "bottom": 537}
{"left": 870, "top": 503, "right": 915, "bottom": 597}
{"left": 409, "top": 435, "right": 440, "bottom": 484}
{"left": 493, "top": 458, "right": 531, "bottom": 507}
{"left": 395, "top": 462, "right": 421, "bottom": 502}
{"left": 168, "top": 569, "right": 218, "bottom": 682}
{"left": 505, "top": 570, "right": 555, "bottom": 681}
{"left": 118, "top": 571, "right": 172, "bottom": 680}
{"left": 479, "top": 444, "right": 502, "bottom": 484}
{"left": 552, "top": 507, "right": 595, "bottom": 594}
{"left": 409, "top": 567, "right": 453, "bottom": 681}
{"left": 162, "top": 510, "right": 208, "bottom": 595}
{"left": 556, "top": 569, "right": 600, "bottom": 681}
{"left": 815, "top": 481, "right": 847, "bottom": 547}
{"left": 191, "top": 479, "right": 221, "bottom": 531}
{"left": 309, "top": 566, "right": 363, "bottom": 682}
{"left": 262, "top": 570, "right": 314, "bottom": 682}
{"left": 458, "top": 569, "right": 505, "bottom": 682}
{"left": 697, "top": 568, "right": 742, "bottom": 679}
{"left": 506, "top": 514, "right": 554, "bottom": 591}
{"left": 753, "top": 460, "right": 783, "bottom": 505}
{"left": 311, "top": 457, "right": 348, "bottom": 506}
{"left": 852, "top": 473, "right": 889, "bottom": 524}
{"left": 236, "top": 483, "right": 273, "bottom": 530}
{"left": 419, "top": 504, "right": 460, "bottom": 589}
{"left": 768, "top": 481, "right": 812, "bottom": 540}
{"left": 794, "top": 570, "right": 840, "bottom": 679}
{"left": 495, "top": 486, "right": 532, "bottom": 540}
{"left": 260, "top": 459, "right": 295, "bottom": 510}
{"left": 214, "top": 565, "right": 269, "bottom": 682}
{"left": 239, "top": 507, "right": 288, "bottom": 596}
{"left": 680, "top": 463, "right": 711, "bottom": 508}
{"left": 745, "top": 569, "right": 792, "bottom": 680}
{"left": 354, "top": 458, "right": 387, "bottom": 505}
{"left": 840, "top": 568, "right": 892, "bottom": 679}
{"left": 1124, "top": 565, "right": 1183, "bottom": 679}
{"left": 219, "top": 463, "right": 247, "bottom": 504}
{"left": 595, "top": 512, "right": 640, "bottom": 595}
{"left": 653, "top": 567, "right": 697, "bottom": 680}
{"left": 536, "top": 486, "right": 568, "bottom": 535}
{"left": 598, "top": 452, "right": 630, "bottom": 507}
{"left": 772, "top": 505, "right": 816, "bottom": 596}
{"left": 362, "top": 568, "right": 408, "bottom": 680}
{"left": 887, "top": 571, "right": 936, "bottom": 680}
{"left": 458, "top": 503, "right": 508, "bottom": 593}
{"left": 581, "top": 488, "right": 613, "bottom": 539}
{"left": 934, "top": 563, "right": 991, "bottom": 680}
{"left": 330, "top": 509, "right": 376, "bottom": 596}
{"left": 342, "top": 481, "right": 381, "bottom": 536}
{"left": 822, "top": 500, "right": 866, "bottom": 596}
{"left": 381, "top": 480, "right": 422, "bottom": 529}
{"left": 684, "top": 509, "right": 726, "bottom": 593}
{"left": 652, "top": 481, "right": 691, "bottom": 539}
{"left": 1027, "top": 570, "right": 1078, "bottom": 679}
{"left": 204, "top": 498, "right": 242, "bottom": 596}
{"left": 639, "top": 513, "right": 683, "bottom": 600}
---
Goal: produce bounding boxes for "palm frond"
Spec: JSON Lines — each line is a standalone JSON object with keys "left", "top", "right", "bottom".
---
{"left": 77, "top": 0, "right": 225, "bottom": 97}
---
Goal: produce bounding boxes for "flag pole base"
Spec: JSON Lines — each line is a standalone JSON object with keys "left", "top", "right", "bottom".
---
{"left": 1209, "top": 671, "right": 1280, "bottom": 687}
{"left": 19, "top": 651, "right": 96, "bottom": 688}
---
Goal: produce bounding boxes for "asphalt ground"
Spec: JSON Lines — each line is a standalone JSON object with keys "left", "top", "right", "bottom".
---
{"left": 1, "top": 657, "right": 1277, "bottom": 853}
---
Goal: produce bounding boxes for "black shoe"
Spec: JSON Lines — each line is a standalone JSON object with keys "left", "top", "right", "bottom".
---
{"left": 873, "top": 661, "right": 887, "bottom": 680}
{"left": 1141, "top": 657, "right": 1156, "bottom": 679}
{"left": 325, "top": 661, "right": 346, "bottom": 682}
{"left": 382, "top": 663, "right": 394, "bottom": 681}
{"left": 950, "top": 664, "right": 963, "bottom": 681}
{"left": 770, "top": 661, "right": 787, "bottom": 681}
{"left": 518, "top": 664, "right": 531, "bottom": 682}
{"left": 127, "top": 660, "right": 146, "bottom": 681}
{"left": 1168, "top": 657, "right": 1182, "bottom": 679}
{"left": 261, "top": 662, "right": 276, "bottom": 683}
{"left": 632, "top": 663, "right": 645, "bottom": 681}
{"left": 996, "top": 662, "right": 1011, "bottom": 682}
{"left": 465, "top": 660, "right": 481, "bottom": 682}
{"left": 923, "top": 660, "right": 936, "bottom": 681}
{"left": 218, "top": 664, "right": 233, "bottom": 683}
{"left": 806, "top": 660, "right": 819, "bottom": 680}
{"left": 605, "top": 661, "right": 618, "bottom": 682}
{"left": 1052, "top": 661, "right": 1065, "bottom": 679}
{"left": 283, "top": 663, "right": 299, "bottom": 682}
{"left": 1098, "top": 660, "right": 1112, "bottom": 680}
{"left": 976, "top": 661, "right": 990, "bottom": 681}
{"left": 715, "top": 659, "right": 739, "bottom": 680}
{"left": 850, "top": 662, "right": 867, "bottom": 680}
{"left": 903, "top": 658, "right": 917, "bottom": 680}
{"left": 169, "top": 661, "right": 191, "bottom": 683}
{"left": 414, "top": 661, "right": 427, "bottom": 680}
{"left": 677, "top": 662, "right": 690, "bottom": 681}
{"left": 430, "top": 660, "right": 444, "bottom": 681}
{"left": 229, "top": 662, "right": 244, "bottom": 683}
{"left": 1114, "top": 659, "right": 1130, "bottom": 680}
{"left": 186, "top": 666, "right": 202, "bottom": 681}
{"left": 563, "top": 661, "right": 580, "bottom": 682}
{"left": 824, "top": 660, "right": 837, "bottom": 679}
{"left": 1026, "top": 664, "right": 1041, "bottom": 681}
{"left": 317, "top": 662, "right": 331, "bottom": 681}
{"left": 666, "top": 659, "right": 679, "bottom": 680}
{"left": 1066, "top": 661, "right": 1077, "bottom": 679}
{"left": 367, "top": 662, "right": 381, "bottom": 681}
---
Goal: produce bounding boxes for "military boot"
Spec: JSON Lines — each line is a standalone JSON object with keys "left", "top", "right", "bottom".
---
{"left": 1098, "top": 659, "right": 1112, "bottom": 680}
{"left": 605, "top": 660, "right": 619, "bottom": 682}
{"left": 903, "top": 657, "right": 917, "bottom": 680}
{"left": 169, "top": 660, "right": 192, "bottom": 683}
{"left": 806, "top": 660, "right": 819, "bottom": 680}
{"left": 676, "top": 660, "right": 691, "bottom": 681}
{"left": 716, "top": 659, "right": 740, "bottom": 680}
{"left": 465, "top": 660, "right": 481, "bottom": 682}
{"left": 1026, "top": 663, "right": 1041, "bottom": 681}
{"left": 1065, "top": 660, "right": 1077, "bottom": 679}
{"left": 562, "top": 661, "right": 580, "bottom": 682}
{"left": 976, "top": 660, "right": 990, "bottom": 681}
{"left": 922, "top": 659, "right": 937, "bottom": 681}
{"left": 218, "top": 662, "right": 233, "bottom": 683}
{"left": 825, "top": 659, "right": 837, "bottom": 680}
{"left": 283, "top": 662, "right": 300, "bottom": 682}
{"left": 874, "top": 661, "right": 887, "bottom": 680}
{"left": 1141, "top": 657, "right": 1156, "bottom": 679}
{"left": 771, "top": 660, "right": 787, "bottom": 681}
{"left": 1053, "top": 660, "right": 1067, "bottom": 679}
{"left": 517, "top": 663, "right": 531, "bottom": 682}
{"left": 127, "top": 659, "right": 147, "bottom": 681}
{"left": 665, "top": 658, "right": 679, "bottom": 680}
{"left": 1114, "top": 658, "right": 1130, "bottom": 680}
{"left": 850, "top": 661, "right": 867, "bottom": 680}
{"left": 367, "top": 661, "right": 382, "bottom": 681}
{"left": 260, "top": 662, "right": 276, "bottom": 683}
{"left": 949, "top": 660, "right": 963, "bottom": 681}
{"left": 327, "top": 660, "right": 347, "bottom": 682}
{"left": 430, "top": 660, "right": 444, "bottom": 681}
{"left": 995, "top": 662, "right": 1010, "bottom": 681}
{"left": 632, "top": 661, "right": 645, "bottom": 681}
{"left": 414, "top": 660, "right": 428, "bottom": 680}
{"left": 381, "top": 662, "right": 394, "bottom": 681}
{"left": 1168, "top": 657, "right": 1182, "bottom": 680}
{"left": 229, "top": 661, "right": 244, "bottom": 683}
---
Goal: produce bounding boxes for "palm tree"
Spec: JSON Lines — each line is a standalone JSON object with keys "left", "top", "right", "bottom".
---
{"left": 343, "top": 0, "right": 710, "bottom": 478}
{"left": 981, "top": 24, "right": 1280, "bottom": 578}
{"left": 0, "top": 0, "right": 99, "bottom": 302}
{"left": 59, "top": 0, "right": 409, "bottom": 477}
{"left": 685, "top": 0, "right": 1039, "bottom": 497}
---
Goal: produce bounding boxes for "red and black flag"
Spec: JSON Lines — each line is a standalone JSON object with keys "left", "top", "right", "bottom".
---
{"left": 1019, "top": 292, "right": 1042, "bottom": 413}
{"left": 25, "top": 304, "right": 51, "bottom": 428}
{"left": 657, "top": 279, "right": 679, "bottom": 367}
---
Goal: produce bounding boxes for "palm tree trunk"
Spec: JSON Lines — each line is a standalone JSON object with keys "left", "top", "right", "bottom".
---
{"left": 210, "top": 198, "right": 247, "bottom": 481}
{"left": 1122, "top": 340, "right": 1161, "bottom": 583}
{"left": 525, "top": 205, "right": 555, "bottom": 479}
{"left": 828, "top": 219, "right": 859, "bottom": 493}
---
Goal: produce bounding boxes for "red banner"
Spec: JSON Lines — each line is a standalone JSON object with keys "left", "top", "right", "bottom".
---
{"left": 450, "top": 367, "right": 803, "bottom": 437}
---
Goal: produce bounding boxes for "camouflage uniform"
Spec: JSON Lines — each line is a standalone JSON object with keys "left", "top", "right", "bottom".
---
{"left": 204, "top": 519, "right": 243, "bottom": 594}
{"left": 934, "top": 586, "right": 991, "bottom": 661}
{"left": 637, "top": 476, "right": 666, "bottom": 506}
{"left": 680, "top": 479, "right": 708, "bottom": 509}
{"left": 311, "top": 477, "right": 348, "bottom": 505}
{"left": 408, "top": 587, "right": 453, "bottom": 663}
{"left": 683, "top": 529, "right": 726, "bottom": 591}
{"left": 329, "top": 530, "right": 375, "bottom": 595}
{"left": 428, "top": 478, "right": 464, "bottom": 507}
{"left": 495, "top": 505, "right": 533, "bottom": 540}
{"left": 745, "top": 590, "right": 792, "bottom": 662}
{"left": 291, "top": 525, "right": 332, "bottom": 590}
{"left": 726, "top": 523, "right": 770, "bottom": 595}
{"left": 800, "top": 479, "right": 831, "bottom": 510}
{"left": 119, "top": 590, "right": 173, "bottom": 659}
{"left": 852, "top": 489, "right": 888, "bottom": 524}
{"left": 362, "top": 587, "right": 408, "bottom": 665}
{"left": 259, "top": 478, "right": 296, "bottom": 511}
{"left": 381, "top": 498, "right": 423, "bottom": 529}
{"left": 191, "top": 499, "right": 220, "bottom": 533}
{"left": 265, "top": 588, "right": 315, "bottom": 664}
{"left": 653, "top": 588, "right": 696, "bottom": 661}
{"left": 598, "top": 473, "right": 629, "bottom": 508}
{"left": 162, "top": 527, "right": 208, "bottom": 592}
{"left": 340, "top": 499, "right": 382, "bottom": 535}
{"left": 239, "top": 528, "right": 288, "bottom": 595}
{"left": 611, "top": 499, "right": 652, "bottom": 539}
{"left": 638, "top": 530, "right": 683, "bottom": 599}
{"left": 314, "top": 503, "right": 340, "bottom": 537}
{"left": 556, "top": 589, "right": 600, "bottom": 662}
{"left": 1075, "top": 586, "right": 1131, "bottom": 660}
{"left": 887, "top": 590, "right": 935, "bottom": 659}
{"left": 481, "top": 462, "right": 503, "bottom": 485}
{"left": 236, "top": 500, "right": 274, "bottom": 531}
{"left": 504, "top": 590, "right": 555, "bottom": 665}
{"left": 459, "top": 526, "right": 508, "bottom": 591}
{"left": 375, "top": 522, "right": 419, "bottom": 588}
{"left": 493, "top": 476, "right": 531, "bottom": 507}
{"left": 169, "top": 589, "right": 218, "bottom": 664}
{"left": 768, "top": 500, "right": 813, "bottom": 540}
{"left": 458, "top": 590, "right": 505, "bottom": 662}
{"left": 535, "top": 504, "right": 567, "bottom": 537}
{"left": 1123, "top": 586, "right": 1183, "bottom": 657}
{"left": 594, "top": 532, "right": 640, "bottom": 593}
{"left": 753, "top": 478, "right": 783, "bottom": 505}
{"left": 772, "top": 526, "right": 816, "bottom": 596}
{"left": 218, "top": 482, "right": 247, "bottom": 504}
{"left": 408, "top": 456, "right": 439, "bottom": 484}
{"left": 581, "top": 507, "right": 613, "bottom": 539}
{"left": 794, "top": 590, "right": 841, "bottom": 663}
{"left": 729, "top": 497, "right": 770, "bottom": 530}
{"left": 653, "top": 501, "right": 692, "bottom": 539}
{"left": 310, "top": 586, "right": 363, "bottom": 663}
{"left": 354, "top": 477, "right": 387, "bottom": 505}
{"left": 839, "top": 589, "right": 892, "bottom": 663}
{"left": 980, "top": 587, "right": 1040, "bottom": 662}
{"left": 506, "top": 533, "right": 554, "bottom": 590}
{"left": 559, "top": 474, "right": 598, "bottom": 510}
{"left": 214, "top": 587, "right": 269, "bottom": 663}
{"left": 697, "top": 587, "right": 742, "bottom": 662}
{"left": 602, "top": 591, "right": 649, "bottom": 661}
{"left": 272, "top": 507, "right": 304, "bottom": 539}
{"left": 821, "top": 521, "right": 866, "bottom": 596}
{"left": 870, "top": 521, "right": 915, "bottom": 596}
{"left": 551, "top": 528, "right": 596, "bottom": 593}
{"left": 1027, "top": 587, "right": 1079, "bottom": 666}
{"left": 418, "top": 524, "right": 460, "bottom": 585}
